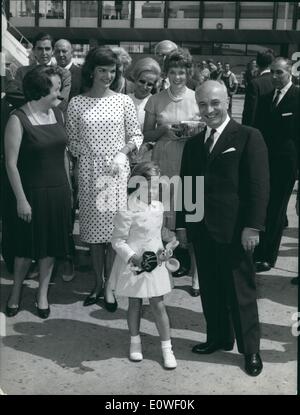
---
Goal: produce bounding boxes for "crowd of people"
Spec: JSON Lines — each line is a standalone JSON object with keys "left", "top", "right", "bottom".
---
{"left": 1, "top": 34, "right": 299, "bottom": 375}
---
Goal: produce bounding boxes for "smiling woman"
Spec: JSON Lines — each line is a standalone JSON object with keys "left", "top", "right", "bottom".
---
{"left": 66, "top": 46, "right": 143, "bottom": 311}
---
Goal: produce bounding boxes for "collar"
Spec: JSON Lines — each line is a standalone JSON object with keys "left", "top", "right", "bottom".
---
{"left": 277, "top": 79, "right": 293, "bottom": 95}
{"left": 260, "top": 69, "right": 270, "bottom": 75}
{"left": 64, "top": 60, "right": 74, "bottom": 71}
{"left": 206, "top": 114, "right": 231, "bottom": 139}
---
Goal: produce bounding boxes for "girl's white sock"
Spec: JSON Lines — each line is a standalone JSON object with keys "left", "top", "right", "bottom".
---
{"left": 131, "top": 335, "right": 141, "bottom": 344}
{"left": 161, "top": 339, "right": 172, "bottom": 349}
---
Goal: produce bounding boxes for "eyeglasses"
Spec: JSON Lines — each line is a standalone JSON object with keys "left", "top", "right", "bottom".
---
{"left": 138, "top": 79, "right": 155, "bottom": 88}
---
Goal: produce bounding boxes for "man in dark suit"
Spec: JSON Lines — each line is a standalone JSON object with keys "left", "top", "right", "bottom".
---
{"left": 177, "top": 80, "right": 270, "bottom": 376}
{"left": 54, "top": 39, "right": 82, "bottom": 101}
{"left": 5, "top": 32, "right": 71, "bottom": 112}
{"left": 242, "top": 49, "right": 275, "bottom": 127}
{"left": 254, "top": 57, "right": 300, "bottom": 272}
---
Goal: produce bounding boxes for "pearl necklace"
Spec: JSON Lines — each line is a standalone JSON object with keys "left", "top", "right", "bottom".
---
{"left": 27, "top": 102, "right": 55, "bottom": 125}
{"left": 167, "top": 86, "right": 187, "bottom": 102}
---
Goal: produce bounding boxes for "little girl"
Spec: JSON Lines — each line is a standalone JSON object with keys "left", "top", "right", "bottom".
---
{"left": 109, "top": 161, "right": 177, "bottom": 369}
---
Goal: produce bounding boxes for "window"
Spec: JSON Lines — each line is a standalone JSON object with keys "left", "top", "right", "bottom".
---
{"left": 39, "top": 0, "right": 65, "bottom": 19}
{"left": 182, "top": 42, "right": 213, "bottom": 55}
{"left": 246, "top": 44, "right": 281, "bottom": 56}
{"left": 277, "top": 2, "right": 293, "bottom": 19}
{"left": 10, "top": 0, "right": 36, "bottom": 17}
{"left": 213, "top": 43, "right": 246, "bottom": 56}
{"left": 102, "top": 1, "right": 131, "bottom": 20}
{"left": 203, "top": 1, "right": 235, "bottom": 18}
{"left": 168, "top": 1, "right": 199, "bottom": 19}
{"left": 135, "top": 1, "right": 165, "bottom": 18}
{"left": 70, "top": 1, "right": 98, "bottom": 18}
{"left": 134, "top": 1, "right": 165, "bottom": 28}
{"left": 240, "top": 2, "right": 273, "bottom": 19}
{"left": 120, "top": 42, "right": 151, "bottom": 54}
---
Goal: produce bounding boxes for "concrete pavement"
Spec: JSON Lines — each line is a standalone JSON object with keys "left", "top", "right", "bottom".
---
{"left": 0, "top": 95, "right": 298, "bottom": 395}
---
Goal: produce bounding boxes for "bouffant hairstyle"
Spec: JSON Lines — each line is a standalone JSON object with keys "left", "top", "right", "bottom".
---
{"left": 109, "top": 46, "right": 132, "bottom": 71}
{"left": 127, "top": 57, "right": 161, "bottom": 83}
{"left": 23, "top": 65, "right": 62, "bottom": 102}
{"left": 81, "top": 46, "right": 121, "bottom": 90}
{"left": 128, "top": 161, "right": 160, "bottom": 195}
{"left": 164, "top": 48, "right": 193, "bottom": 76}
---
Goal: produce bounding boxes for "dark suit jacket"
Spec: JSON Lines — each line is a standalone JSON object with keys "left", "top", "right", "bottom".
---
{"left": 177, "top": 119, "right": 270, "bottom": 244}
{"left": 242, "top": 72, "right": 274, "bottom": 127}
{"left": 255, "top": 84, "right": 299, "bottom": 169}
{"left": 5, "top": 64, "right": 71, "bottom": 112}
{"left": 69, "top": 63, "right": 82, "bottom": 101}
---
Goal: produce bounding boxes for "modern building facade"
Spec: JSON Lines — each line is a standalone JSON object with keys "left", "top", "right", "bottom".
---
{"left": 4, "top": 1, "right": 300, "bottom": 69}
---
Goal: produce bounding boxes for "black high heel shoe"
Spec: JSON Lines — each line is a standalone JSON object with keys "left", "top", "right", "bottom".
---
{"left": 83, "top": 290, "right": 103, "bottom": 307}
{"left": 35, "top": 303, "right": 50, "bottom": 319}
{"left": 103, "top": 294, "right": 118, "bottom": 313}
{"left": 6, "top": 304, "right": 20, "bottom": 317}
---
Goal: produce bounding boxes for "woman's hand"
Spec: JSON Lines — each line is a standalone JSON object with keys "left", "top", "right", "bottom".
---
{"left": 110, "top": 152, "right": 127, "bottom": 176}
{"left": 17, "top": 198, "right": 32, "bottom": 222}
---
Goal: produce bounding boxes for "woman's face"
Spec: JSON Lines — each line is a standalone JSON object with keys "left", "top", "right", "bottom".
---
{"left": 134, "top": 71, "right": 157, "bottom": 99}
{"left": 93, "top": 64, "right": 116, "bottom": 88}
{"left": 168, "top": 66, "right": 187, "bottom": 88}
{"left": 43, "top": 75, "right": 61, "bottom": 107}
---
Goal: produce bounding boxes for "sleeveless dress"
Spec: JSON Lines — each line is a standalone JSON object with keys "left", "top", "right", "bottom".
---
{"left": 2, "top": 106, "right": 74, "bottom": 261}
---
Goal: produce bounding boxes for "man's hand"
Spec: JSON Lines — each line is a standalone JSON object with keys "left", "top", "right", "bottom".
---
{"left": 241, "top": 227, "right": 259, "bottom": 252}
{"left": 176, "top": 228, "right": 188, "bottom": 249}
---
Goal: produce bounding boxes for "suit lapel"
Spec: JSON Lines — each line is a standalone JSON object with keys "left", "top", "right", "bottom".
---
{"left": 275, "top": 84, "right": 295, "bottom": 111}
{"left": 207, "top": 119, "right": 239, "bottom": 165}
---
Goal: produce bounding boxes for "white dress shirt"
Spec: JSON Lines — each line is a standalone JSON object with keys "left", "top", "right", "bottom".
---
{"left": 272, "top": 80, "right": 293, "bottom": 106}
{"left": 204, "top": 114, "right": 231, "bottom": 152}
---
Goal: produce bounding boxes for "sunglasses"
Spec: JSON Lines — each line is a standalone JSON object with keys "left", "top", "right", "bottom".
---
{"left": 138, "top": 79, "right": 155, "bottom": 88}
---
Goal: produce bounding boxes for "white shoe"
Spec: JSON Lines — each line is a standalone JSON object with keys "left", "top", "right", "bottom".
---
{"left": 129, "top": 342, "right": 143, "bottom": 362}
{"left": 162, "top": 348, "right": 177, "bottom": 369}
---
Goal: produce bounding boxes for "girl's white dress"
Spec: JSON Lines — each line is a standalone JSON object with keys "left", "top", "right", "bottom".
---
{"left": 110, "top": 196, "right": 173, "bottom": 298}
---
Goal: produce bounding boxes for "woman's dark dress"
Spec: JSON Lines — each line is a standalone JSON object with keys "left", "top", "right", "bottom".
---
{"left": 2, "top": 106, "right": 73, "bottom": 269}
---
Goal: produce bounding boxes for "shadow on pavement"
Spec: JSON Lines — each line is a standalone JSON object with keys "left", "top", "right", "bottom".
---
{"left": 256, "top": 274, "right": 298, "bottom": 307}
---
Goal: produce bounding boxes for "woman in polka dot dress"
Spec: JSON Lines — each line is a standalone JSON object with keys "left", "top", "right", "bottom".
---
{"left": 66, "top": 46, "right": 142, "bottom": 307}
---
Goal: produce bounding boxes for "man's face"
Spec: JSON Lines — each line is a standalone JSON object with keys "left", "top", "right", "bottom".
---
{"left": 225, "top": 64, "right": 230, "bottom": 72}
{"left": 270, "top": 60, "right": 291, "bottom": 90}
{"left": 54, "top": 41, "right": 72, "bottom": 68}
{"left": 34, "top": 39, "right": 53, "bottom": 65}
{"left": 196, "top": 83, "right": 228, "bottom": 129}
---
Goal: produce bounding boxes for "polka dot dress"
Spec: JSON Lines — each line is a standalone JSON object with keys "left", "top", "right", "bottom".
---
{"left": 66, "top": 94, "right": 143, "bottom": 243}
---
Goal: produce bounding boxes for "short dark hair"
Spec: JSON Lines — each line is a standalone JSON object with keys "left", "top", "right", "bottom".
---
{"left": 33, "top": 32, "right": 54, "bottom": 48}
{"left": 23, "top": 65, "right": 62, "bottom": 101}
{"left": 81, "top": 46, "right": 121, "bottom": 90}
{"left": 164, "top": 48, "right": 193, "bottom": 75}
{"left": 256, "top": 49, "right": 275, "bottom": 69}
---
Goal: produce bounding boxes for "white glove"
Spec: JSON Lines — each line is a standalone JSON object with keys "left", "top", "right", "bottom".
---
{"left": 110, "top": 152, "right": 127, "bottom": 175}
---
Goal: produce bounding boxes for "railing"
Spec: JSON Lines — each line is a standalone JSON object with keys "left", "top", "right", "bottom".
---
{"left": 2, "top": 2, "right": 32, "bottom": 50}
{"left": 6, "top": 19, "right": 33, "bottom": 50}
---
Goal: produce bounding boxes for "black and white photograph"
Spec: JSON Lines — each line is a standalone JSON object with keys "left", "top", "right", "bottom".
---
{"left": 0, "top": 0, "right": 299, "bottom": 398}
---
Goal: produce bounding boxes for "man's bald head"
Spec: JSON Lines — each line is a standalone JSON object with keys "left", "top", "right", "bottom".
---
{"left": 195, "top": 80, "right": 229, "bottom": 129}
{"left": 54, "top": 39, "right": 73, "bottom": 68}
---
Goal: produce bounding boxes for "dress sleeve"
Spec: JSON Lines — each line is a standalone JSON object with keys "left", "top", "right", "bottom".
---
{"left": 144, "top": 94, "right": 156, "bottom": 115}
{"left": 111, "top": 209, "right": 136, "bottom": 263}
{"left": 66, "top": 97, "right": 80, "bottom": 157}
{"left": 124, "top": 95, "right": 143, "bottom": 150}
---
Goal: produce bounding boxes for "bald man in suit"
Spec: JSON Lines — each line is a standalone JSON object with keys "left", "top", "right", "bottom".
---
{"left": 177, "top": 81, "right": 269, "bottom": 376}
